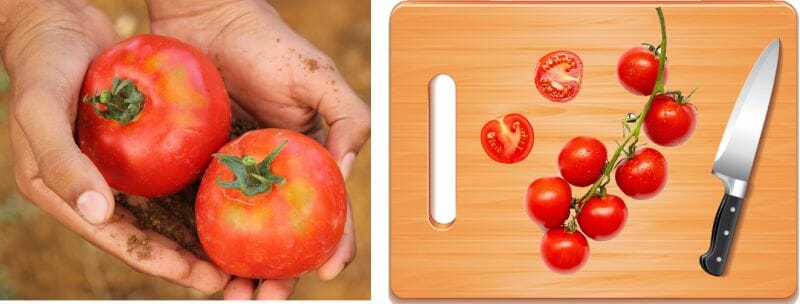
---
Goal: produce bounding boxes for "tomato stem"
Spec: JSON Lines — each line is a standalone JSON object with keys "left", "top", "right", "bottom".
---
{"left": 82, "top": 77, "right": 144, "bottom": 125}
{"left": 213, "top": 140, "right": 288, "bottom": 196}
{"left": 568, "top": 7, "right": 668, "bottom": 223}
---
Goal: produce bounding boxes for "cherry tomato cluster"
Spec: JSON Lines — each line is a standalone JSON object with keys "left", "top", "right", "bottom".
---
{"left": 480, "top": 8, "right": 698, "bottom": 274}
{"left": 530, "top": 8, "right": 697, "bottom": 274}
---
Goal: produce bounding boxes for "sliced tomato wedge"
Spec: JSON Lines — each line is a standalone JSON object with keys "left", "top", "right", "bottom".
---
{"left": 535, "top": 50, "right": 584, "bottom": 102}
{"left": 480, "top": 113, "right": 534, "bottom": 164}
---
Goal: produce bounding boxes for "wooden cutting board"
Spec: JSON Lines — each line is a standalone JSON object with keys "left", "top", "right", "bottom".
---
{"left": 390, "top": 1, "right": 797, "bottom": 298}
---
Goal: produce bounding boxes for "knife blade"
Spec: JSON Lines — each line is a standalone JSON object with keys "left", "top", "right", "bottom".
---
{"left": 700, "top": 39, "right": 780, "bottom": 276}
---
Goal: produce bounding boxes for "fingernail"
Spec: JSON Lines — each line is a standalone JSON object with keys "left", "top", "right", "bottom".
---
{"left": 339, "top": 153, "right": 356, "bottom": 180}
{"left": 76, "top": 191, "right": 109, "bottom": 225}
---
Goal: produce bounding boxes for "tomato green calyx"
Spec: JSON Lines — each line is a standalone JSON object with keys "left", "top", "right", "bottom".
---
{"left": 664, "top": 89, "right": 696, "bottom": 105}
{"left": 214, "top": 140, "right": 288, "bottom": 196}
{"left": 82, "top": 77, "right": 144, "bottom": 125}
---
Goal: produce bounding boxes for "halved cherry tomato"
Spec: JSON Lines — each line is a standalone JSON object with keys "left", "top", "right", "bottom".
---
{"left": 535, "top": 50, "right": 584, "bottom": 102}
{"left": 480, "top": 113, "right": 534, "bottom": 164}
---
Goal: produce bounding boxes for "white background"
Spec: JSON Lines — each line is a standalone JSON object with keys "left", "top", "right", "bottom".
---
{"left": 369, "top": 0, "right": 800, "bottom": 303}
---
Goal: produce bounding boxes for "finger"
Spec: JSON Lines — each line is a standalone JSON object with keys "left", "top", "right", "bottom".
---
{"left": 314, "top": 72, "right": 370, "bottom": 179}
{"left": 9, "top": 42, "right": 114, "bottom": 225}
{"left": 224, "top": 278, "right": 256, "bottom": 300}
{"left": 317, "top": 199, "right": 356, "bottom": 281}
{"left": 9, "top": 135, "right": 228, "bottom": 293}
{"left": 255, "top": 278, "right": 297, "bottom": 300}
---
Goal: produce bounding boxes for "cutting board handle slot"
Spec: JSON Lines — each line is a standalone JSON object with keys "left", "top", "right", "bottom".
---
{"left": 429, "top": 74, "right": 457, "bottom": 230}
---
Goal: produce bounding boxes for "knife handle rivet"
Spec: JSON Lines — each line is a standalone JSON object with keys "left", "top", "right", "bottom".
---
{"left": 716, "top": 257, "right": 722, "bottom": 262}
{"left": 730, "top": 207, "right": 736, "bottom": 213}
{"left": 723, "top": 230, "right": 729, "bottom": 236}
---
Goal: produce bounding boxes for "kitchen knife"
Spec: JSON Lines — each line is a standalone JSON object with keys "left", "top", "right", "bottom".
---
{"left": 700, "top": 39, "right": 780, "bottom": 276}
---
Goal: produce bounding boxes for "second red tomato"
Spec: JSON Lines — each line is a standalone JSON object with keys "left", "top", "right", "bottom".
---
{"left": 480, "top": 113, "right": 534, "bottom": 164}
{"left": 540, "top": 228, "right": 589, "bottom": 274}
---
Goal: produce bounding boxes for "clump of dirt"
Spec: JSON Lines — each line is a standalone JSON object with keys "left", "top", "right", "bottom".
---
{"left": 126, "top": 235, "right": 152, "bottom": 261}
{"left": 304, "top": 58, "right": 320, "bottom": 72}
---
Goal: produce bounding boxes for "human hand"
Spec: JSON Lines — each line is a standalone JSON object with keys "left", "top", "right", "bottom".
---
{"left": 146, "top": 0, "right": 370, "bottom": 299}
{"left": 1, "top": 0, "right": 229, "bottom": 294}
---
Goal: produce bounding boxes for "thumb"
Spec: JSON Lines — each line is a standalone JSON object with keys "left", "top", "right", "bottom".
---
{"left": 10, "top": 60, "right": 115, "bottom": 226}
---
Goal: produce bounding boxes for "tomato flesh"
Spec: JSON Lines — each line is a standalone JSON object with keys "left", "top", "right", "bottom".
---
{"left": 535, "top": 50, "right": 584, "bottom": 102}
{"left": 196, "top": 129, "right": 347, "bottom": 279}
{"left": 77, "top": 34, "right": 231, "bottom": 197}
{"left": 480, "top": 113, "right": 534, "bottom": 164}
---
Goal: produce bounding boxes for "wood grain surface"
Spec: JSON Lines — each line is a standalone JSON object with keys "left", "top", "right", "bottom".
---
{"left": 390, "top": 1, "right": 797, "bottom": 298}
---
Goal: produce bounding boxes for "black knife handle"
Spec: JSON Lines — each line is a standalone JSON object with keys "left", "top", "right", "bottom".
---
{"left": 700, "top": 193, "right": 744, "bottom": 276}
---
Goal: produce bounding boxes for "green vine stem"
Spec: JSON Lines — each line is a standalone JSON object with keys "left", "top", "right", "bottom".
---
{"left": 82, "top": 77, "right": 144, "bottom": 125}
{"left": 566, "top": 7, "right": 668, "bottom": 230}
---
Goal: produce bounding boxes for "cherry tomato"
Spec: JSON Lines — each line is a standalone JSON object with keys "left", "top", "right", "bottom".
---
{"left": 577, "top": 194, "right": 628, "bottom": 241}
{"left": 196, "top": 129, "right": 347, "bottom": 279}
{"left": 643, "top": 93, "right": 697, "bottom": 146}
{"left": 558, "top": 136, "right": 607, "bottom": 187}
{"left": 540, "top": 228, "right": 589, "bottom": 274}
{"left": 480, "top": 113, "right": 534, "bottom": 164}
{"left": 617, "top": 45, "right": 669, "bottom": 96}
{"left": 525, "top": 177, "right": 572, "bottom": 230}
{"left": 77, "top": 34, "right": 231, "bottom": 197}
{"left": 615, "top": 148, "right": 667, "bottom": 200}
{"left": 535, "top": 50, "right": 584, "bottom": 102}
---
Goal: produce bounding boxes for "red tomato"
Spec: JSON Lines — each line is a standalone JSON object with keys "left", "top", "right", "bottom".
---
{"left": 77, "top": 34, "right": 231, "bottom": 197}
{"left": 643, "top": 93, "right": 697, "bottom": 146}
{"left": 558, "top": 136, "right": 607, "bottom": 187}
{"left": 617, "top": 45, "right": 668, "bottom": 96}
{"left": 534, "top": 50, "right": 583, "bottom": 102}
{"left": 525, "top": 177, "right": 572, "bottom": 230}
{"left": 540, "top": 228, "right": 589, "bottom": 274}
{"left": 615, "top": 148, "right": 668, "bottom": 200}
{"left": 577, "top": 194, "right": 628, "bottom": 241}
{"left": 480, "top": 113, "right": 534, "bottom": 164}
{"left": 196, "top": 129, "right": 346, "bottom": 279}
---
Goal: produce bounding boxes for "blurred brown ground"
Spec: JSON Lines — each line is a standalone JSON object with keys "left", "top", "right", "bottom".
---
{"left": 0, "top": 0, "right": 370, "bottom": 300}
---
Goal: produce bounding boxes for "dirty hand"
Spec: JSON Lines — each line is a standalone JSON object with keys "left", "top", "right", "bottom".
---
{"left": 147, "top": 0, "right": 371, "bottom": 299}
{"left": 0, "top": 0, "right": 229, "bottom": 294}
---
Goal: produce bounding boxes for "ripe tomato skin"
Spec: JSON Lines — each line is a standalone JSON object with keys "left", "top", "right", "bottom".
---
{"left": 577, "top": 194, "right": 628, "bottom": 241}
{"left": 617, "top": 45, "right": 669, "bottom": 96}
{"left": 540, "top": 228, "right": 589, "bottom": 274}
{"left": 196, "top": 129, "right": 347, "bottom": 279}
{"left": 643, "top": 94, "right": 697, "bottom": 146}
{"left": 535, "top": 50, "right": 583, "bottom": 102}
{"left": 77, "top": 34, "right": 231, "bottom": 197}
{"left": 480, "top": 113, "right": 534, "bottom": 164}
{"left": 525, "top": 177, "right": 572, "bottom": 230}
{"left": 615, "top": 148, "right": 668, "bottom": 200}
{"left": 558, "top": 136, "right": 608, "bottom": 187}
